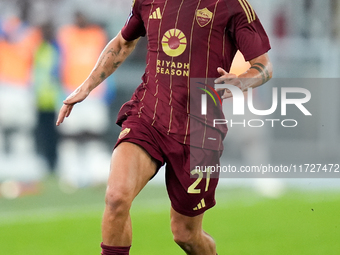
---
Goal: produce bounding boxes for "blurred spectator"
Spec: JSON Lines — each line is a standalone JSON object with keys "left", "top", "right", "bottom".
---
{"left": 273, "top": 8, "right": 288, "bottom": 38}
{"left": 33, "top": 21, "right": 61, "bottom": 174}
{"left": 56, "top": 11, "right": 115, "bottom": 188}
{"left": 0, "top": 1, "right": 46, "bottom": 181}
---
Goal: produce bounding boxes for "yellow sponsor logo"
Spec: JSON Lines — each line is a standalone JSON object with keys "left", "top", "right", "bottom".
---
{"left": 162, "top": 29, "right": 187, "bottom": 57}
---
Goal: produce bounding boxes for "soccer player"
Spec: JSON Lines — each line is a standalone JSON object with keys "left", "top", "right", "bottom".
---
{"left": 56, "top": 0, "right": 272, "bottom": 254}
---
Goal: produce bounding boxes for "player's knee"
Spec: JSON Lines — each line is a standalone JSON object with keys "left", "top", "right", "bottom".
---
{"left": 173, "top": 233, "right": 195, "bottom": 252}
{"left": 171, "top": 222, "right": 196, "bottom": 249}
{"left": 104, "top": 188, "right": 132, "bottom": 215}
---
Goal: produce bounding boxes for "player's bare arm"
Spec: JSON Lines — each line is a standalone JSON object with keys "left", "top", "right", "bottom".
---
{"left": 215, "top": 52, "right": 273, "bottom": 99}
{"left": 56, "top": 32, "right": 139, "bottom": 126}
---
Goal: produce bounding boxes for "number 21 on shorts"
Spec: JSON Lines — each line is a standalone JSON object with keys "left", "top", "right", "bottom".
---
{"left": 187, "top": 167, "right": 211, "bottom": 194}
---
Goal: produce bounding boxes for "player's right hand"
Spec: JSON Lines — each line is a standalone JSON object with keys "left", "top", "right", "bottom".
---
{"left": 56, "top": 86, "right": 90, "bottom": 126}
{"left": 215, "top": 67, "right": 245, "bottom": 99}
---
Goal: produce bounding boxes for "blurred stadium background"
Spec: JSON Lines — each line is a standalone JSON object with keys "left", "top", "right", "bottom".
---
{"left": 0, "top": 0, "right": 340, "bottom": 254}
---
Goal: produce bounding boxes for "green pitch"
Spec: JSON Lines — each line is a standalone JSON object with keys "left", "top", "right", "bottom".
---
{"left": 0, "top": 178, "right": 339, "bottom": 254}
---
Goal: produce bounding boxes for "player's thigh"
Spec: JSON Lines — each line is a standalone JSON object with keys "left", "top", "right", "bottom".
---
{"left": 106, "top": 142, "right": 158, "bottom": 204}
{"left": 170, "top": 207, "right": 204, "bottom": 237}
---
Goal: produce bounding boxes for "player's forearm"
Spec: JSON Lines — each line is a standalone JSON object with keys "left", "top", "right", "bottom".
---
{"left": 82, "top": 32, "right": 138, "bottom": 92}
{"left": 238, "top": 53, "right": 273, "bottom": 90}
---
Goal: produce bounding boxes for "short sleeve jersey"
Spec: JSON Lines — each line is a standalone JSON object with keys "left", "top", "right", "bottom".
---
{"left": 117, "top": 0, "right": 271, "bottom": 150}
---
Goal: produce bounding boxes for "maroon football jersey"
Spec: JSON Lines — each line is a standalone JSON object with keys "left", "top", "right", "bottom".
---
{"left": 117, "top": 0, "right": 271, "bottom": 150}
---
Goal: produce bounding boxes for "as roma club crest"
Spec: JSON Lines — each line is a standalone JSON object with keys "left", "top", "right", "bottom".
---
{"left": 119, "top": 128, "right": 131, "bottom": 139}
{"left": 196, "top": 8, "right": 213, "bottom": 27}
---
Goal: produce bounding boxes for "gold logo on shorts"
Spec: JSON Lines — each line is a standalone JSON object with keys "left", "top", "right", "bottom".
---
{"left": 196, "top": 8, "right": 213, "bottom": 27}
{"left": 119, "top": 128, "right": 131, "bottom": 139}
{"left": 193, "top": 198, "right": 206, "bottom": 211}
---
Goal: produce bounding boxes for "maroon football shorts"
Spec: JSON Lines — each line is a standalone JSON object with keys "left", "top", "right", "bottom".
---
{"left": 115, "top": 116, "right": 222, "bottom": 217}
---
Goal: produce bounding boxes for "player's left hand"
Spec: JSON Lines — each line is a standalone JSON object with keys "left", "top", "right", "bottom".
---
{"left": 214, "top": 67, "right": 246, "bottom": 99}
